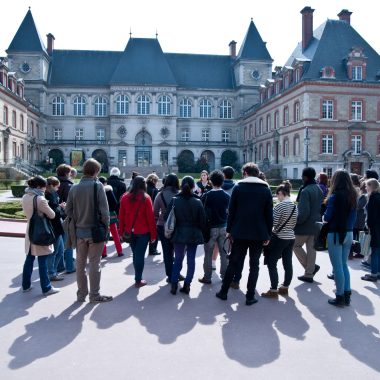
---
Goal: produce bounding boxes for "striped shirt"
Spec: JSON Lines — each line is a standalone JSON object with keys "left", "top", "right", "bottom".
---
{"left": 273, "top": 199, "right": 298, "bottom": 240}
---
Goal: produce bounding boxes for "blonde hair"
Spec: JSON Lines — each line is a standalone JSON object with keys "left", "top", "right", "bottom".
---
{"left": 146, "top": 173, "right": 159, "bottom": 183}
{"left": 366, "top": 178, "right": 380, "bottom": 193}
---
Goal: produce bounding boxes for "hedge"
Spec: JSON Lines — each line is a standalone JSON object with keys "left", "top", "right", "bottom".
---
{"left": 11, "top": 185, "right": 28, "bottom": 198}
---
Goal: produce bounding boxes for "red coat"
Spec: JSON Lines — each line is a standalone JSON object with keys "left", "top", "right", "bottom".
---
{"left": 119, "top": 192, "right": 156, "bottom": 241}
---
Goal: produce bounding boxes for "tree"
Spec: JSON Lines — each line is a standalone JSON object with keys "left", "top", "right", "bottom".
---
{"left": 177, "top": 151, "right": 195, "bottom": 173}
{"left": 221, "top": 150, "right": 239, "bottom": 169}
{"left": 194, "top": 156, "right": 209, "bottom": 173}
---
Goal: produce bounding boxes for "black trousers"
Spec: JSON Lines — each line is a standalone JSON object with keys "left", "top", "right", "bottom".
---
{"left": 265, "top": 237, "right": 295, "bottom": 289}
{"left": 221, "top": 239, "right": 263, "bottom": 299}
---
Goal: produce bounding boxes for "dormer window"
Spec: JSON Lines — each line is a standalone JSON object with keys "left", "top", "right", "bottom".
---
{"left": 346, "top": 46, "right": 367, "bottom": 81}
{"left": 321, "top": 66, "right": 336, "bottom": 79}
{"left": 352, "top": 66, "right": 363, "bottom": 81}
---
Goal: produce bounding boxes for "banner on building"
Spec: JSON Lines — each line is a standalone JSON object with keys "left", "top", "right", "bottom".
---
{"left": 70, "top": 150, "right": 84, "bottom": 167}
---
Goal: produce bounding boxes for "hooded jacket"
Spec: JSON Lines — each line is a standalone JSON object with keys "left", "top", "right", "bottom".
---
{"left": 221, "top": 179, "right": 236, "bottom": 195}
{"left": 227, "top": 176, "right": 273, "bottom": 240}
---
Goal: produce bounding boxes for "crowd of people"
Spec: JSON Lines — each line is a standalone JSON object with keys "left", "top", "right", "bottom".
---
{"left": 20, "top": 159, "right": 380, "bottom": 307}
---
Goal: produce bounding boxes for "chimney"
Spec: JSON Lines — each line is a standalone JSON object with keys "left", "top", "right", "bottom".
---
{"left": 229, "top": 40, "right": 237, "bottom": 58}
{"left": 300, "top": 6, "right": 315, "bottom": 52}
{"left": 338, "top": 9, "right": 352, "bottom": 25}
{"left": 46, "top": 33, "right": 55, "bottom": 55}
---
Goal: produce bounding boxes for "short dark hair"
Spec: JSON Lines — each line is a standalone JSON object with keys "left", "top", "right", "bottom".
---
{"left": 222, "top": 166, "right": 235, "bottom": 180}
{"left": 83, "top": 158, "right": 101, "bottom": 177}
{"left": 210, "top": 170, "right": 224, "bottom": 187}
{"left": 164, "top": 173, "right": 180, "bottom": 191}
{"left": 47, "top": 176, "right": 60, "bottom": 187}
{"left": 242, "top": 162, "right": 259, "bottom": 177}
{"left": 365, "top": 169, "right": 379, "bottom": 180}
{"left": 350, "top": 173, "right": 360, "bottom": 187}
{"left": 28, "top": 175, "right": 47, "bottom": 189}
{"left": 98, "top": 176, "right": 107, "bottom": 185}
{"left": 56, "top": 164, "right": 71, "bottom": 177}
{"left": 302, "top": 167, "right": 316, "bottom": 181}
{"left": 181, "top": 176, "right": 195, "bottom": 196}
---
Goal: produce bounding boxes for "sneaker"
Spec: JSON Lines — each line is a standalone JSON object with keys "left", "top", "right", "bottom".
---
{"left": 261, "top": 290, "right": 279, "bottom": 298}
{"left": 278, "top": 286, "right": 288, "bottom": 296}
{"left": 198, "top": 277, "right": 212, "bottom": 284}
{"left": 216, "top": 291, "right": 227, "bottom": 301}
{"left": 361, "top": 274, "right": 377, "bottom": 282}
{"left": 117, "top": 252, "right": 124, "bottom": 257}
{"left": 327, "top": 273, "right": 334, "bottom": 280}
{"left": 50, "top": 275, "right": 64, "bottom": 281}
{"left": 178, "top": 274, "right": 185, "bottom": 282}
{"left": 101, "top": 254, "right": 107, "bottom": 258}
{"left": 22, "top": 285, "right": 33, "bottom": 293}
{"left": 229, "top": 281, "right": 240, "bottom": 290}
{"left": 65, "top": 269, "right": 76, "bottom": 274}
{"left": 298, "top": 275, "right": 313, "bottom": 283}
{"left": 43, "top": 287, "right": 60, "bottom": 296}
{"left": 148, "top": 251, "right": 161, "bottom": 256}
{"left": 246, "top": 297, "right": 258, "bottom": 306}
{"left": 353, "top": 253, "right": 364, "bottom": 259}
{"left": 89, "top": 295, "right": 113, "bottom": 303}
{"left": 135, "top": 280, "right": 147, "bottom": 288}
{"left": 361, "top": 261, "right": 371, "bottom": 268}
{"left": 313, "top": 264, "right": 320, "bottom": 276}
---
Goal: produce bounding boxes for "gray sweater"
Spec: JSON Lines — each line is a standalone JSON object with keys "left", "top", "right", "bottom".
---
{"left": 294, "top": 183, "right": 323, "bottom": 235}
{"left": 65, "top": 176, "right": 109, "bottom": 238}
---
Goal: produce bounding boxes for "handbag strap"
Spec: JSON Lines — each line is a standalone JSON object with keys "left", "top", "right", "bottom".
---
{"left": 93, "top": 181, "right": 100, "bottom": 223}
{"left": 131, "top": 195, "right": 144, "bottom": 232}
{"left": 276, "top": 204, "right": 296, "bottom": 233}
{"left": 160, "top": 191, "right": 167, "bottom": 208}
{"left": 33, "top": 195, "right": 38, "bottom": 214}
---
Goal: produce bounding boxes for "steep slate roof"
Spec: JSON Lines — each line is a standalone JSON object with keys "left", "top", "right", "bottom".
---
{"left": 7, "top": 10, "right": 47, "bottom": 54}
{"left": 110, "top": 38, "right": 177, "bottom": 86}
{"left": 165, "top": 53, "right": 235, "bottom": 89}
{"left": 237, "top": 20, "right": 272, "bottom": 61}
{"left": 286, "top": 19, "right": 380, "bottom": 81}
{"left": 48, "top": 50, "right": 122, "bottom": 87}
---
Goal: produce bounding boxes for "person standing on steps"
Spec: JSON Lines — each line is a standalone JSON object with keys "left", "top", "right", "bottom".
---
{"left": 293, "top": 167, "right": 323, "bottom": 283}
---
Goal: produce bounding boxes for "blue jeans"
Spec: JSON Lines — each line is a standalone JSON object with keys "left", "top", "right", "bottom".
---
{"left": 58, "top": 233, "right": 75, "bottom": 272}
{"left": 47, "top": 235, "right": 64, "bottom": 277}
{"left": 171, "top": 243, "right": 198, "bottom": 284}
{"left": 370, "top": 247, "right": 380, "bottom": 276}
{"left": 327, "top": 232, "right": 352, "bottom": 296}
{"left": 130, "top": 233, "right": 150, "bottom": 282}
{"left": 22, "top": 251, "right": 52, "bottom": 293}
{"left": 157, "top": 225, "right": 174, "bottom": 278}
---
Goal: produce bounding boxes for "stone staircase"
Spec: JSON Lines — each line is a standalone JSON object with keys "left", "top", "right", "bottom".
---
{"left": 119, "top": 165, "right": 176, "bottom": 179}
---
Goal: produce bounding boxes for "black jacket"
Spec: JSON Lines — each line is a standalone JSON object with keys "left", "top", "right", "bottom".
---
{"left": 45, "top": 190, "right": 64, "bottom": 236}
{"left": 104, "top": 185, "right": 118, "bottom": 212}
{"left": 367, "top": 192, "right": 380, "bottom": 248}
{"left": 165, "top": 193, "right": 206, "bottom": 245}
{"left": 57, "top": 176, "right": 74, "bottom": 203}
{"left": 227, "top": 177, "right": 273, "bottom": 241}
{"left": 107, "top": 175, "right": 127, "bottom": 204}
{"left": 147, "top": 182, "right": 159, "bottom": 202}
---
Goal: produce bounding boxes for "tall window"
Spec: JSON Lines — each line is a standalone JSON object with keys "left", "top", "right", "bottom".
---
{"left": 222, "top": 129, "right": 230, "bottom": 142}
{"left": 352, "top": 135, "right": 362, "bottom": 155}
{"left": 160, "top": 150, "right": 168, "bottom": 166}
{"left": 12, "top": 110, "right": 16, "bottom": 128}
{"left": 74, "top": 96, "right": 86, "bottom": 116}
{"left": 219, "top": 100, "right": 232, "bottom": 119}
{"left": 75, "top": 128, "right": 84, "bottom": 141}
{"left": 158, "top": 95, "right": 171, "bottom": 116}
{"left": 266, "top": 114, "right": 271, "bottom": 132}
{"left": 97, "top": 128, "right": 105, "bottom": 141}
{"left": 283, "top": 139, "right": 289, "bottom": 157}
{"left": 181, "top": 129, "right": 190, "bottom": 142}
{"left": 201, "top": 129, "right": 210, "bottom": 142}
{"left": 116, "top": 95, "right": 129, "bottom": 115}
{"left": 294, "top": 136, "right": 300, "bottom": 156}
{"left": 283, "top": 106, "right": 289, "bottom": 126}
{"left": 274, "top": 111, "right": 279, "bottom": 129}
{"left": 352, "top": 66, "right": 363, "bottom": 81}
{"left": 3, "top": 106, "right": 8, "bottom": 125}
{"left": 179, "top": 98, "right": 192, "bottom": 118}
{"left": 259, "top": 118, "right": 263, "bottom": 134}
{"left": 94, "top": 97, "right": 107, "bottom": 116}
{"left": 323, "top": 167, "right": 333, "bottom": 178}
{"left": 199, "top": 99, "right": 212, "bottom": 118}
{"left": 137, "top": 95, "right": 150, "bottom": 115}
{"left": 322, "top": 100, "right": 334, "bottom": 119}
{"left": 53, "top": 128, "right": 62, "bottom": 140}
{"left": 266, "top": 143, "right": 271, "bottom": 159}
{"left": 322, "top": 134, "right": 333, "bottom": 154}
{"left": 52, "top": 96, "right": 65, "bottom": 116}
{"left": 351, "top": 100, "right": 363, "bottom": 121}
{"left": 259, "top": 145, "right": 263, "bottom": 161}
{"left": 20, "top": 115, "right": 24, "bottom": 132}
{"left": 294, "top": 102, "right": 300, "bottom": 122}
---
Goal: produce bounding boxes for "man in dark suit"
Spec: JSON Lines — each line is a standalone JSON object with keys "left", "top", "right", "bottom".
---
{"left": 216, "top": 162, "right": 273, "bottom": 305}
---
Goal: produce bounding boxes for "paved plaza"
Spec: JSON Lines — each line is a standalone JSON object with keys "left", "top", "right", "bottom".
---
{"left": 0, "top": 236, "right": 379, "bottom": 379}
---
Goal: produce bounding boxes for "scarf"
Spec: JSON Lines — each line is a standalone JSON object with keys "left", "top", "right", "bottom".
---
{"left": 296, "top": 178, "right": 317, "bottom": 202}
{"left": 25, "top": 187, "right": 45, "bottom": 197}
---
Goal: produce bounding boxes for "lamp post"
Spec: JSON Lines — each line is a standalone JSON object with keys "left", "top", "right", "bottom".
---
{"left": 304, "top": 127, "right": 310, "bottom": 167}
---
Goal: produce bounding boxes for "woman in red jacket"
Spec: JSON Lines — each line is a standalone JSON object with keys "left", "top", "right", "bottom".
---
{"left": 119, "top": 176, "right": 156, "bottom": 287}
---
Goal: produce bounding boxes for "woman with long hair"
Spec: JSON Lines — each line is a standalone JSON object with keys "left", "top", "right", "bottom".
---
{"left": 119, "top": 176, "right": 156, "bottom": 287}
{"left": 22, "top": 175, "right": 59, "bottom": 295}
{"left": 165, "top": 176, "right": 206, "bottom": 295}
{"left": 323, "top": 169, "right": 357, "bottom": 307}
{"left": 195, "top": 170, "right": 212, "bottom": 195}
{"left": 361, "top": 179, "right": 380, "bottom": 282}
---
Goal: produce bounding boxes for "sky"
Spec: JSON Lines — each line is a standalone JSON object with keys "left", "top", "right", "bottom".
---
{"left": 2, "top": 0, "right": 379, "bottom": 67}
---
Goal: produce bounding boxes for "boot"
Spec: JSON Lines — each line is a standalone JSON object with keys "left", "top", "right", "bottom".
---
{"left": 344, "top": 291, "right": 351, "bottom": 306}
{"left": 328, "top": 295, "right": 345, "bottom": 307}
{"left": 179, "top": 283, "right": 190, "bottom": 295}
{"left": 170, "top": 282, "right": 178, "bottom": 295}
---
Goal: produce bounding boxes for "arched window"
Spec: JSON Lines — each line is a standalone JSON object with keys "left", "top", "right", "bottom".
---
{"left": 179, "top": 98, "right": 192, "bottom": 118}
{"left": 266, "top": 114, "right": 271, "bottom": 132}
{"left": 283, "top": 106, "right": 289, "bottom": 126}
{"left": 199, "top": 99, "right": 212, "bottom": 118}
{"left": 116, "top": 95, "right": 129, "bottom": 115}
{"left": 158, "top": 95, "right": 171, "bottom": 116}
{"left": 259, "top": 118, "right": 263, "bottom": 135}
{"left": 74, "top": 96, "right": 86, "bottom": 116}
{"left": 94, "top": 97, "right": 107, "bottom": 116}
{"left": 219, "top": 100, "right": 232, "bottom": 119}
{"left": 3, "top": 106, "right": 8, "bottom": 125}
{"left": 137, "top": 95, "right": 150, "bottom": 115}
{"left": 52, "top": 96, "right": 65, "bottom": 116}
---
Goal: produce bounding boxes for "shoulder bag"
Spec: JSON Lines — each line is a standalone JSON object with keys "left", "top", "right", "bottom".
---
{"left": 164, "top": 197, "right": 177, "bottom": 239}
{"left": 122, "top": 196, "right": 144, "bottom": 243}
{"left": 91, "top": 182, "right": 108, "bottom": 243}
{"left": 29, "top": 195, "right": 56, "bottom": 246}
{"left": 314, "top": 222, "right": 329, "bottom": 251}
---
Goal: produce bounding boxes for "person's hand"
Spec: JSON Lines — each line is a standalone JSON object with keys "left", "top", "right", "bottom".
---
{"left": 263, "top": 240, "right": 270, "bottom": 246}
{"left": 59, "top": 202, "right": 66, "bottom": 209}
